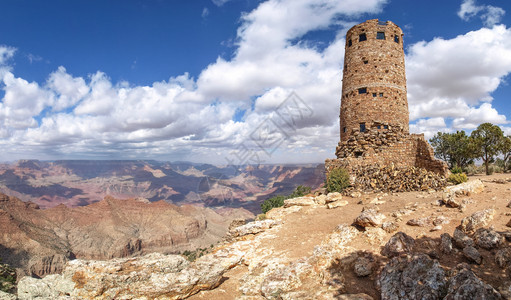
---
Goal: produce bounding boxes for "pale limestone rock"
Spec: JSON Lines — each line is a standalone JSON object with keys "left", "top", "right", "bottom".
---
{"left": 230, "top": 219, "right": 280, "bottom": 238}
{"left": 381, "top": 232, "right": 415, "bottom": 258}
{"left": 382, "top": 221, "right": 398, "bottom": 233}
{"left": 325, "top": 192, "right": 343, "bottom": 203}
{"left": 363, "top": 227, "right": 387, "bottom": 246}
{"left": 18, "top": 251, "right": 243, "bottom": 300}
{"left": 315, "top": 194, "right": 327, "bottom": 205}
{"left": 0, "top": 291, "right": 17, "bottom": 300}
{"left": 354, "top": 208, "right": 385, "bottom": 228}
{"left": 265, "top": 206, "right": 302, "bottom": 221}
{"left": 283, "top": 197, "right": 316, "bottom": 208}
{"left": 460, "top": 209, "right": 496, "bottom": 233}
{"left": 406, "top": 217, "right": 430, "bottom": 227}
{"left": 326, "top": 200, "right": 348, "bottom": 209}
{"left": 445, "top": 179, "right": 485, "bottom": 196}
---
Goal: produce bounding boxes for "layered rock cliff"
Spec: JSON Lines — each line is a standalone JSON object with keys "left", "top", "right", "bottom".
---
{"left": 0, "top": 193, "right": 253, "bottom": 278}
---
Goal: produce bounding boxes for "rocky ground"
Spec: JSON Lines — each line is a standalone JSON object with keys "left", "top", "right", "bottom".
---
{"left": 5, "top": 173, "right": 511, "bottom": 299}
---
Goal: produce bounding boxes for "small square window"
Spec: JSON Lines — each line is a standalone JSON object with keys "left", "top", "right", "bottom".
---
{"left": 394, "top": 35, "right": 399, "bottom": 43}
{"left": 379, "top": 93, "right": 384, "bottom": 97}
{"left": 377, "top": 125, "right": 381, "bottom": 129}
{"left": 348, "top": 39, "right": 352, "bottom": 47}
{"left": 358, "top": 88, "right": 367, "bottom": 94}
{"left": 359, "top": 33, "right": 367, "bottom": 42}
{"left": 360, "top": 123, "right": 366, "bottom": 132}
{"left": 343, "top": 127, "right": 347, "bottom": 133}
{"left": 363, "top": 60, "right": 368, "bottom": 64}
{"left": 377, "top": 32, "right": 385, "bottom": 40}
{"left": 372, "top": 93, "right": 377, "bottom": 97}
{"left": 384, "top": 125, "right": 389, "bottom": 129}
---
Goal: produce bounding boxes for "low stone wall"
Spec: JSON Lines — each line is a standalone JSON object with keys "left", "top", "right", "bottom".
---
{"left": 326, "top": 126, "right": 449, "bottom": 193}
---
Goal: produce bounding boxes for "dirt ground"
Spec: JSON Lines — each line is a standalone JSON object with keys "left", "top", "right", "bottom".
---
{"left": 190, "top": 173, "right": 511, "bottom": 299}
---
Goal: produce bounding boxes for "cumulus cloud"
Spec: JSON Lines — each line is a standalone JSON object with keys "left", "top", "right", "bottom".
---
{"left": 1, "top": 0, "right": 510, "bottom": 163}
{"left": 406, "top": 25, "right": 511, "bottom": 133}
{"left": 458, "top": 0, "right": 505, "bottom": 27}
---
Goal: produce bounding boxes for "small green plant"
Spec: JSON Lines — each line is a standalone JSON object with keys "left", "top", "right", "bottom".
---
{"left": 288, "top": 185, "right": 311, "bottom": 198}
{"left": 450, "top": 165, "right": 463, "bottom": 174}
{"left": 448, "top": 173, "right": 468, "bottom": 185}
{"left": 260, "top": 185, "right": 312, "bottom": 214}
{"left": 0, "top": 262, "right": 16, "bottom": 293}
{"left": 326, "top": 168, "right": 350, "bottom": 193}
{"left": 181, "top": 247, "right": 211, "bottom": 262}
{"left": 256, "top": 213, "right": 267, "bottom": 220}
{"left": 261, "top": 195, "right": 286, "bottom": 214}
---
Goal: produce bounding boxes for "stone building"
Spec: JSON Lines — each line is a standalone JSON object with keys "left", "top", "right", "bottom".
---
{"left": 326, "top": 19, "right": 448, "bottom": 192}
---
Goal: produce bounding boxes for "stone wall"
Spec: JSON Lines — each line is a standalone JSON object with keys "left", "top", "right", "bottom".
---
{"left": 340, "top": 19, "right": 409, "bottom": 142}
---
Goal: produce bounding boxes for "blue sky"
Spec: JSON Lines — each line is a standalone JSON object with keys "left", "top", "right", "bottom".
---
{"left": 0, "top": 0, "right": 510, "bottom": 164}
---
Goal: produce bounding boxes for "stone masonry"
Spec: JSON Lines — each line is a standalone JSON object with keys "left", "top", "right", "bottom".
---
{"left": 326, "top": 19, "right": 448, "bottom": 192}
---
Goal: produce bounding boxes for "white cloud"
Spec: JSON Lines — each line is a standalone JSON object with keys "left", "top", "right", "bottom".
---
{"left": 212, "top": 0, "right": 231, "bottom": 7}
{"left": 407, "top": 25, "right": 511, "bottom": 120}
{"left": 458, "top": 0, "right": 505, "bottom": 27}
{"left": 1, "top": 0, "right": 510, "bottom": 163}
{"left": 0, "top": 45, "right": 16, "bottom": 65}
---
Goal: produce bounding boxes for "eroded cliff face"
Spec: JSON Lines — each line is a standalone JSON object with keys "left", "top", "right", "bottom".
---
{"left": 0, "top": 193, "right": 253, "bottom": 278}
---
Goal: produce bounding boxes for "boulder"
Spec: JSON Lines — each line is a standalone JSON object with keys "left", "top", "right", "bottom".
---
{"left": 327, "top": 200, "right": 349, "bottom": 209}
{"left": 377, "top": 254, "right": 447, "bottom": 300}
{"left": 0, "top": 291, "right": 16, "bottom": 300}
{"left": 453, "top": 228, "right": 475, "bottom": 248}
{"left": 382, "top": 221, "right": 398, "bottom": 233}
{"left": 440, "top": 233, "right": 453, "bottom": 254}
{"left": 460, "top": 209, "right": 495, "bottom": 233}
{"left": 474, "top": 228, "right": 503, "bottom": 250}
{"left": 444, "top": 263, "right": 501, "bottom": 299}
{"left": 18, "top": 252, "right": 242, "bottom": 300}
{"left": 381, "top": 232, "right": 415, "bottom": 258}
{"left": 445, "top": 179, "right": 485, "bottom": 197}
{"left": 406, "top": 217, "right": 430, "bottom": 227}
{"left": 353, "top": 254, "right": 375, "bottom": 277}
{"left": 230, "top": 219, "right": 279, "bottom": 238}
{"left": 325, "top": 192, "right": 343, "bottom": 203}
{"left": 354, "top": 208, "right": 385, "bottom": 228}
{"left": 283, "top": 197, "right": 316, "bottom": 208}
{"left": 495, "top": 247, "right": 511, "bottom": 268}
{"left": 463, "top": 246, "right": 482, "bottom": 264}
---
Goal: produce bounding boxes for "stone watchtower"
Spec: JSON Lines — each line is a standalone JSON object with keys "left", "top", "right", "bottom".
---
{"left": 326, "top": 19, "right": 449, "bottom": 192}
{"left": 340, "top": 19, "right": 408, "bottom": 142}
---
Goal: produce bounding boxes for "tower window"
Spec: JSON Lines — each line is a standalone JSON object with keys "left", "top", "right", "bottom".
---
{"left": 384, "top": 125, "right": 389, "bottom": 129}
{"left": 372, "top": 93, "right": 377, "bottom": 97}
{"left": 377, "top": 125, "right": 381, "bottom": 129}
{"left": 379, "top": 93, "right": 384, "bottom": 97}
{"left": 363, "top": 60, "right": 368, "bottom": 64}
{"left": 394, "top": 35, "right": 399, "bottom": 43}
{"left": 359, "top": 33, "right": 367, "bottom": 42}
{"left": 360, "top": 123, "right": 366, "bottom": 132}
{"left": 358, "top": 88, "right": 367, "bottom": 94}
{"left": 348, "top": 39, "right": 352, "bottom": 47}
{"left": 343, "top": 127, "right": 347, "bottom": 133}
{"left": 377, "top": 32, "right": 385, "bottom": 40}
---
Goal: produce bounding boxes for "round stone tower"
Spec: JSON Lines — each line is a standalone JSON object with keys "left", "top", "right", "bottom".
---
{"left": 340, "top": 19, "right": 409, "bottom": 142}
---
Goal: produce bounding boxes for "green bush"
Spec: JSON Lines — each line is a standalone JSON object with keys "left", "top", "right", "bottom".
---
{"left": 0, "top": 263, "right": 16, "bottom": 293}
{"left": 261, "top": 195, "right": 286, "bottom": 214}
{"left": 260, "top": 185, "right": 312, "bottom": 214}
{"left": 326, "top": 168, "right": 350, "bottom": 193}
{"left": 448, "top": 173, "right": 468, "bottom": 185}
{"left": 450, "top": 165, "right": 463, "bottom": 174}
{"left": 289, "top": 185, "right": 311, "bottom": 198}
